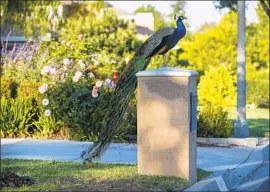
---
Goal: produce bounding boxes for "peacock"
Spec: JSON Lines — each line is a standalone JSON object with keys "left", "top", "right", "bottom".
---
{"left": 81, "top": 15, "right": 187, "bottom": 162}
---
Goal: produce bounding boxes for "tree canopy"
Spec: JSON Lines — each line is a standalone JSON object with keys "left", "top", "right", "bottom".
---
{"left": 213, "top": 0, "right": 270, "bottom": 17}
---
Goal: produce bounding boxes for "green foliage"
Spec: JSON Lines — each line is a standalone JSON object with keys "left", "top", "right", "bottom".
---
{"left": 198, "top": 65, "right": 236, "bottom": 107}
{"left": 135, "top": 4, "right": 167, "bottom": 30}
{"left": 17, "top": 82, "right": 42, "bottom": 101}
{"left": 167, "top": 1, "right": 190, "bottom": 29}
{"left": 40, "top": 7, "right": 139, "bottom": 80}
{"left": 47, "top": 78, "right": 99, "bottom": 141}
{"left": 168, "top": 1, "right": 187, "bottom": 18}
{"left": 1, "top": 2, "right": 140, "bottom": 141}
{"left": 1, "top": 1, "right": 268, "bottom": 141}
{"left": 0, "top": 78, "right": 19, "bottom": 98}
{"left": 0, "top": 97, "right": 37, "bottom": 138}
{"left": 181, "top": 11, "right": 238, "bottom": 71}
{"left": 213, "top": 0, "right": 237, "bottom": 11}
{"left": 197, "top": 105, "right": 233, "bottom": 138}
{"left": 256, "top": 4, "right": 270, "bottom": 68}
{"left": 1, "top": 78, "right": 42, "bottom": 101}
{"left": 32, "top": 111, "right": 62, "bottom": 139}
{"left": 1, "top": 0, "right": 59, "bottom": 37}
{"left": 2, "top": 43, "right": 47, "bottom": 83}
{"left": 247, "top": 69, "right": 269, "bottom": 107}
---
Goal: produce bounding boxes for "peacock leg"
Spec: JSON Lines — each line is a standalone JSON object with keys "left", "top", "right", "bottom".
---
{"left": 163, "top": 53, "right": 167, "bottom": 67}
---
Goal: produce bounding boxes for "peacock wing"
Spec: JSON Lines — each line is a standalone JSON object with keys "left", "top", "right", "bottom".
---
{"left": 141, "top": 27, "right": 176, "bottom": 58}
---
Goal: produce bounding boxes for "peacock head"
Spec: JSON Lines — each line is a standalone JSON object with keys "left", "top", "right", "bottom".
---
{"left": 174, "top": 14, "right": 186, "bottom": 27}
{"left": 174, "top": 14, "right": 187, "bottom": 21}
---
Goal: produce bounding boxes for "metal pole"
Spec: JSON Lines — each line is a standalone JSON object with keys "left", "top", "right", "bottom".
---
{"left": 234, "top": 0, "right": 249, "bottom": 137}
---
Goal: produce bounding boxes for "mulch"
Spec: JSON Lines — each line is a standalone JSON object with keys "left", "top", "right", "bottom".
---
{"left": 0, "top": 171, "right": 35, "bottom": 189}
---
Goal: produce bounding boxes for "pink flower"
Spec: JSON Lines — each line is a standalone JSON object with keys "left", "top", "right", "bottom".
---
{"left": 49, "top": 67, "right": 58, "bottom": 75}
{"left": 38, "top": 84, "right": 48, "bottom": 94}
{"left": 41, "top": 66, "right": 51, "bottom": 75}
{"left": 92, "top": 91, "right": 99, "bottom": 98}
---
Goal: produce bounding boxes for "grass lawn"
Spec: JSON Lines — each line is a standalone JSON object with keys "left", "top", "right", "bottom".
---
{"left": 226, "top": 107, "right": 269, "bottom": 137}
{"left": 1, "top": 158, "right": 211, "bottom": 192}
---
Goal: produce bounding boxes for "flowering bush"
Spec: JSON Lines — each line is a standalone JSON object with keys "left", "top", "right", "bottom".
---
{"left": 1, "top": 5, "right": 140, "bottom": 140}
{"left": 37, "top": 56, "right": 119, "bottom": 141}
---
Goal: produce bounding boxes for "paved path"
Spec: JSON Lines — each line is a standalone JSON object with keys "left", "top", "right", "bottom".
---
{"left": 236, "top": 161, "right": 269, "bottom": 191}
{"left": 1, "top": 139, "right": 254, "bottom": 172}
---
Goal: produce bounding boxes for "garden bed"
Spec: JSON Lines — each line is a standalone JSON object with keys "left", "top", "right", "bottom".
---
{"left": 1, "top": 158, "right": 211, "bottom": 192}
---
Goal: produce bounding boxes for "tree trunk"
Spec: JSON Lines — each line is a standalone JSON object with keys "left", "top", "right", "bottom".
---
{"left": 234, "top": 0, "right": 249, "bottom": 137}
{"left": 259, "top": 0, "right": 270, "bottom": 18}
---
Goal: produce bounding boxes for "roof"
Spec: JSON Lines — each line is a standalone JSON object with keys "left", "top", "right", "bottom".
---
{"left": 135, "top": 26, "right": 153, "bottom": 36}
{"left": 109, "top": 7, "right": 134, "bottom": 16}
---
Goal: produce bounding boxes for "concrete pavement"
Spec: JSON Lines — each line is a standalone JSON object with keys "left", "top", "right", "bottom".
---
{"left": 236, "top": 161, "right": 269, "bottom": 191}
{"left": 0, "top": 138, "right": 254, "bottom": 172}
{"left": 185, "top": 141, "right": 269, "bottom": 192}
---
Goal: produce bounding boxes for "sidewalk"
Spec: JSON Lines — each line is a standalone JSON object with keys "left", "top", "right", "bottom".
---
{"left": 185, "top": 139, "right": 269, "bottom": 192}
{"left": 0, "top": 138, "right": 257, "bottom": 172}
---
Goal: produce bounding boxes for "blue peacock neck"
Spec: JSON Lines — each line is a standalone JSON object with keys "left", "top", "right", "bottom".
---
{"left": 176, "top": 20, "right": 186, "bottom": 38}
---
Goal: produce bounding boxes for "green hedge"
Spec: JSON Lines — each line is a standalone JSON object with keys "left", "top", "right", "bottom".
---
{"left": 197, "top": 104, "right": 233, "bottom": 138}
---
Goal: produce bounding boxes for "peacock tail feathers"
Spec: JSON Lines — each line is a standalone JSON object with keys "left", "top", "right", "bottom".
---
{"left": 81, "top": 50, "right": 151, "bottom": 161}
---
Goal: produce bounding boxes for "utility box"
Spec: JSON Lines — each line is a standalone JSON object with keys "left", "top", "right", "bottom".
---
{"left": 136, "top": 67, "right": 198, "bottom": 183}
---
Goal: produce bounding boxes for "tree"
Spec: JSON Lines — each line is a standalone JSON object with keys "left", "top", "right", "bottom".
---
{"left": 135, "top": 5, "right": 167, "bottom": 30}
{"left": 168, "top": 1, "right": 187, "bottom": 18}
{"left": 256, "top": 4, "right": 270, "bottom": 68}
{"left": 181, "top": 12, "right": 238, "bottom": 71}
{"left": 259, "top": 0, "right": 270, "bottom": 17}
{"left": 0, "top": 0, "right": 60, "bottom": 38}
{"left": 213, "top": 0, "right": 238, "bottom": 11}
{"left": 213, "top": 0, "right": 270, "bottom": 18}
{"left": 167, "top": 1, "right": 190, "bottom": 29}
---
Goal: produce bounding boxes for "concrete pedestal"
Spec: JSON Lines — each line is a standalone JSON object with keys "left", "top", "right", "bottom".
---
{"left": 136, "top": 67, "right": 198, "bottom": 183}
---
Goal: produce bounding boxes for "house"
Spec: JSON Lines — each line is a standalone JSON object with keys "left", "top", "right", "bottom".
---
{"left": 106, "top": 3, "right": 154, "bottom": 40}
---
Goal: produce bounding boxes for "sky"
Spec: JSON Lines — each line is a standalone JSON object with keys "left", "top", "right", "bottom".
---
{"left": 107, "top": 1, "right": 259, "bottom": 31}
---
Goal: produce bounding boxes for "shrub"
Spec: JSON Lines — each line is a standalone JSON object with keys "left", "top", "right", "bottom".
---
{"left": 247, "top": 69, "right": 269, "bottom": 108}
{"left": 32, "top": 109, "right": 63, "bottom": 139}
{"left": 198, "top": 65, "right": 236, "bottom": 107}
{"left": 197, "top": 104, "right": 233, "bottom": 138}
{"left": 1, "top": 78, "right": 19, "bottom": 98}
{"left": 47, "top": 78, "right": 100, "bottom": 141}
{"left": 17, "top": 82, "right": 43, "bottom": 101}
{"left": 0, "top": 97, "right": 37, "bottom": 138}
